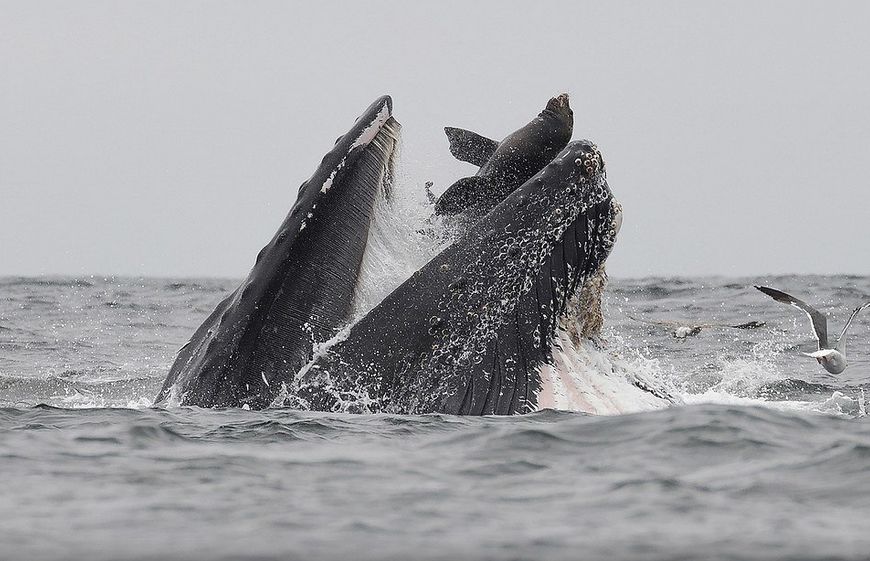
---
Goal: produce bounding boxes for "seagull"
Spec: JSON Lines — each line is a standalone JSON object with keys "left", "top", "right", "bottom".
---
{"left": 754, "top": 285, "right": 870, "bottom": 374}
{"left": 626, "top": 313, "right": 765, "bottom": 339}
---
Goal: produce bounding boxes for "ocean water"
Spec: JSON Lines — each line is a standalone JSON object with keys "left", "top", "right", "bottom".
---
{"left": 2, "top": 274, "right": 870, "bottom": 560}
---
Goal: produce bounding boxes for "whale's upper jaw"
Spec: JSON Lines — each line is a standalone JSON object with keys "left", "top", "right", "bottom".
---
{"left": 292, "top": 136, "right": 620, "bottom": 416}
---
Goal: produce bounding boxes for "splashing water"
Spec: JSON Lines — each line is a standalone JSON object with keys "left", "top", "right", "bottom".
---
{"left": 351, "top": 155, "right": 450, "bottom": 319}
{"left": 1, "top": 158, "right": 868, "bottom": 417}
{"left": 606, "top": 278, "right": 870, "bottom": 418}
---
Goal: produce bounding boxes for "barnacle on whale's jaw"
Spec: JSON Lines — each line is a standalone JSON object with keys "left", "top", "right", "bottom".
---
{"left": 572, "top": 140, "right": 605, "bottom": 178}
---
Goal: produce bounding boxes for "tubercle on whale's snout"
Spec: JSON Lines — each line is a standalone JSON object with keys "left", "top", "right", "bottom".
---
{"left": 567, "top": 140, "right": 605, "bottom": 177}
{"left": 511, "top": 141, "right": 610, "bottom": 225}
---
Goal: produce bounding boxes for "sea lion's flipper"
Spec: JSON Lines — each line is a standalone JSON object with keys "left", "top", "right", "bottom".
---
{"left": 434, "top": 176, "right": 493, "bottom": 216}
{"left": 444, "top": 127, "right": 499, "bottom": 167}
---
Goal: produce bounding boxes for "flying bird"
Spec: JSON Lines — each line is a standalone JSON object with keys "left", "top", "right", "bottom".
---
{"left": 626, "top": 313, "right": 765, "bottom": 339}
{"left": 754, "top": 285, "right": 870, "bottom": 374}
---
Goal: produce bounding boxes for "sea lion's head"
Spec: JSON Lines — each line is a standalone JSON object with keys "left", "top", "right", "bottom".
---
{"left": 544, "top": 93, "right": 573, "bottom": 128}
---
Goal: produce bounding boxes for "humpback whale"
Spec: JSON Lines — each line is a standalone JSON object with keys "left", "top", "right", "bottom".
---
{"left": 435, "top": 93, "right": 573, "bottom": 219}
{"left": 154, "top": 96, "right": 401, "bottom": 408}
{"left": 291, "top": 140, "right": 622, "bottom": 415}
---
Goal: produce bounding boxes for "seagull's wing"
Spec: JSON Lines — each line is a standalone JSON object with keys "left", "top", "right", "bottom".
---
{"left": 729, "top": 320, "right": 766, "bottom": 330}
{"left": 754, "top": 285, "right": 828, "bottom": 349}
{"left": 836, "top": 301, "right": 870, "bottom": 351}
{"left": 699, "top": 320, "right": 767, "bottom": 330}
{"left": 803, "top": 349, "right": 838, "bottom": 358}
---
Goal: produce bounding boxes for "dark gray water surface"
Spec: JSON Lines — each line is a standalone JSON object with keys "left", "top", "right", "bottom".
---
{"left": 2, "top": 275, "right": 870, "bottom": 560}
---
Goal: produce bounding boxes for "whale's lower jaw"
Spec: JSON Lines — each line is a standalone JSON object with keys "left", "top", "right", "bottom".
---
{"left": 154, "top": 97, "right": 401, "bottom": 409}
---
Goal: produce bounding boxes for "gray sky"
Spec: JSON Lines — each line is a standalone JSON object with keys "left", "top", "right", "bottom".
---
{"left": 2, "top": 1, "right": 868, "bottom": 278}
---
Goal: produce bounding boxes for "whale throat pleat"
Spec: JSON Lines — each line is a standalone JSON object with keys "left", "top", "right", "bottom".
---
{"left": 465, "top": 196, "right": 615, "bottom": 414}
